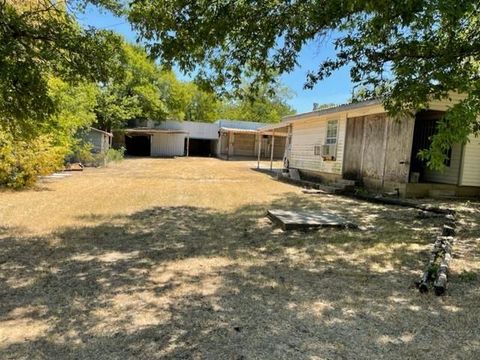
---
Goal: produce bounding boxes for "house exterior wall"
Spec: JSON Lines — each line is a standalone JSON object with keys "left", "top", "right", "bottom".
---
{"left": 288, "top": 115, "right": 347, "bottom": 176}
{"left": 461, "top": 135, "right": 480, "bottom": 186}
{"left": 423, "top": 143, "right": 463, "bottom": 185}
{"left": 151, "top": 133, "right": 186, "bottom": 157}
{"left": 343, "top": 116, "right": 364, "bottom": 180}
{"left": 383, "top": 116, "right": 415, "bottom": 183}
{"left": 342, "top": 113, "right": 414, "bottom": 191}
{"left": 361, "top": 114, "right": 388, "bottom": 182}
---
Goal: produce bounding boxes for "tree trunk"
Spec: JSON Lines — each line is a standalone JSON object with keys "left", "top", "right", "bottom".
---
{"left": 434, "top": 246, "right": 452, "bottom": 296}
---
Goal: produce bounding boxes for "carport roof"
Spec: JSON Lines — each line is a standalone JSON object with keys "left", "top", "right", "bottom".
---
{"left": 258, "top": 122, "right": 290, "bottom": 135}
{"left": 218, "top": 127, "right": 258, "bottom": 134}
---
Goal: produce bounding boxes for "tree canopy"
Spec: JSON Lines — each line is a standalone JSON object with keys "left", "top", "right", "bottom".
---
{"left": 0, "top": 1, "right": 295, "bottom": 187}
{"left": 0, "top": 0, "right": 123, "bottom": 136}
{"left": 219, "top": 83, "right": 295, "bottom": 123}
{"left": 126, "top": 0, "right": 480, "bottom": 169}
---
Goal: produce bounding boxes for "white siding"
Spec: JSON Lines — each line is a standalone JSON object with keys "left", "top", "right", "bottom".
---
{"left": 151, "top": 133, "right": 186, "bottom": 157}
{"left": 461, "top": 136, "right": 480, "bottom": 186}
{"left": 288, "top": 115, "right": 346, "bottom": 175}
{"left": 151, "top": 120, "right": 218, "bottom": 140}
{"left": 423, "top": 143, "right": 462, "bottom": 185}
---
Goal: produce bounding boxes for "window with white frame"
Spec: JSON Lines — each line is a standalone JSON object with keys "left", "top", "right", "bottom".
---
{"left": 325, "top": 120, "right": 338, "bottom": 145}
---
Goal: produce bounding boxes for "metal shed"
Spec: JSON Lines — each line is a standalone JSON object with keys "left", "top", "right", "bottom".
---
{"left": 125, "top": 129, "right": 188, "bottom": 157}
{"left": 87, "top": 127, "right": 113, "bottom": 153}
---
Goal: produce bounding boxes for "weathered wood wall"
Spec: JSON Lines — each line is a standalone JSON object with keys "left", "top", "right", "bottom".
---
{"left": 362, "top": 115, "right": 386, "bottom": 181}
{"left": 384, "top": 117, "right": 415, "bottom": 183}
{"left": 342, "top": 114, "right": 414, "bottom": 186}
{"left": 233, "top": 133, "right": 256, "bottom": 156}
{"left": 343, "top": 117, "right": 364, "bottom": 180}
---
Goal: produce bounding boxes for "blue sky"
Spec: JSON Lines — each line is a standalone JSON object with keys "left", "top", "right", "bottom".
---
{"left": 77, "top": 6, "right": 354, "bottom": 114}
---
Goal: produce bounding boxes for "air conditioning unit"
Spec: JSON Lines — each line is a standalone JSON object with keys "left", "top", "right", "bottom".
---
{"left": 321, "top": 144, "right": 336, "bottom": 160}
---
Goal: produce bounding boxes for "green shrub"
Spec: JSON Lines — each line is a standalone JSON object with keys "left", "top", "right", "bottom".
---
{"left": 0, "top": 132, "right": 65, "bottom": 189}
{"left": 106, "top": 147, "right": 125, "bottom": 163}
{"left": 67, "top": 142, "right": 125, "bottom": 167}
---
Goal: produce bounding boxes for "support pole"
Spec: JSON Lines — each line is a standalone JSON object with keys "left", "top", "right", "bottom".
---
{"left": 270, "top": 130, "right": 275, "bottom": 171}
{"left": 186, "top": 133, "right": 190, "bottom": 157}
{"left": 257, "top": 133, "right": 262, "bottom": 169}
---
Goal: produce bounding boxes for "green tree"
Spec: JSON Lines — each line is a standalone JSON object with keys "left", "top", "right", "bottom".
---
{"left": 0, "top": 0, "right": 122, "bottom": 136}
{"left": 0, "top": 76, "right": 99, "bottom": 188}
{"left": 126, "top": 0, "right": 480, "bottom": 169}
{"left": 218, "top": 83, "right": 295, "bottom": 123}
{"left": 93, "top": 43, "right": 169, "bottom": 131}
{"left": 183, "top": 83, "right": 220, "bottom": 122}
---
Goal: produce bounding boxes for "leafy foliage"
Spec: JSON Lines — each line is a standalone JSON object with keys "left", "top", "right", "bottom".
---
{"left": 0, "top": 131, "right": 65, "bottom": 188}
{"left": 0, "top": 0, "right": 122, "bottom": 136}
{"left": 219, "top": 83, "right": 295, "bottom": 123}
{"left": 127, "top": 0, "right": 480, "bottom": 169}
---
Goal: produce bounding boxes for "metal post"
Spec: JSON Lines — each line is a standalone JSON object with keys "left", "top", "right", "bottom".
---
{"left": 186, "top": 133, "right": 190, "bottom": 157}
{"left": 270, "top": 130, "right": 275, "bottom": 171}
{"left": 257, "top": 133, "right": 262, "bottom": 169}
{"left": 227, "top": 132, "right": 230, "bottom": 161}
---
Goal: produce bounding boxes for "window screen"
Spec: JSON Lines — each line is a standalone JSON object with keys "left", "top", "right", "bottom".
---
{"left": 325, "top": 120, "right": 338, "bottom": 145}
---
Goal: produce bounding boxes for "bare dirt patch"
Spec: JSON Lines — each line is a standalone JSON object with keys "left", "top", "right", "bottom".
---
{"left": 0, "top": 157, "right": 479, "bottom": 359}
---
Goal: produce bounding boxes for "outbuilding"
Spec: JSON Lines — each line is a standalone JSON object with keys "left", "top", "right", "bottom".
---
{"left": 87, "top": 127, "right": 113, "bottom": 153}
{"left": 217, "top": 120, "right": 286, "bottom": 160}
{"left": 124, "top": 128, "right": 188, "bottom": 157}
{"left": 117, "top": 119, "right": 287, "bottom": 160}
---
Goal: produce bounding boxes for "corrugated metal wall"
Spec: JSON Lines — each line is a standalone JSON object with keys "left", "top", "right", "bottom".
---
{"left": 148, "top": 120, "right": 219, "bottom": 139}
{"left": 151, "top": 133, "right": 186, "bottom": 157}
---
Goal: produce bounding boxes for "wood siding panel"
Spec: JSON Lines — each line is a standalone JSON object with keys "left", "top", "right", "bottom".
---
{"left": 461, "top": 136, "right": 480, "bottom": 186}
{"left": 272, "top": 136, "right": 286, "bottom": 158}
{"left": 423, "top": 143, "right": 462, "bottom": 185}
{"left": 362, "top": 115, "right": 386, "bottom": 180}
{"left": 288, "top": 116, "right": 346, "bottom": 175}
{"left": 343, "top": 116, "right": 364, "bottom": 180}
{"left": 384, "top": 116, "right": 415, "bottom": 182}
{"left": 233, "top": 133, "right": 256, "bottom": 156}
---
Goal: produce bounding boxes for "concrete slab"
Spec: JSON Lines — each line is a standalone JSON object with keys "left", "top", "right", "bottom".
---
{"left": 267, "top": 209, "right": 356, "bottom": 230}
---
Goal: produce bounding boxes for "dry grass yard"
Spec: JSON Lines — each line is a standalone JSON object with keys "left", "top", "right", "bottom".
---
{"left": 0, "top": 157, "right": 479, "bottom": 359}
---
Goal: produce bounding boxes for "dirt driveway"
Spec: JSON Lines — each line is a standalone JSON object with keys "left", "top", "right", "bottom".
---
{"left": 0, "top": 157, "right": 479, "bottom": 359}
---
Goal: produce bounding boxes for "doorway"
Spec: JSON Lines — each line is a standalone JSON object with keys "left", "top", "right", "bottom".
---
{"left": 125, "top": 135, "right": 151, "bottom": 156}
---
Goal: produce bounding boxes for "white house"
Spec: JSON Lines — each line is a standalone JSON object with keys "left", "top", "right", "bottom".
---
{"left": 259, "top": 96, "right": 480, "bottom": 197}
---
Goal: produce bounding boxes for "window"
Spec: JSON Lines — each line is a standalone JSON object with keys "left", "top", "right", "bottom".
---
{"left": 325, "top": 120, "right": 338, "bottom": 145}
